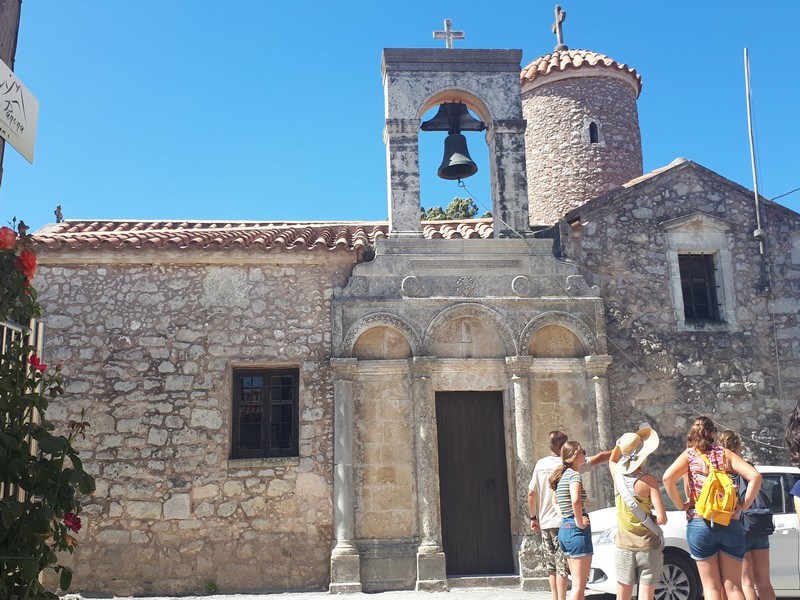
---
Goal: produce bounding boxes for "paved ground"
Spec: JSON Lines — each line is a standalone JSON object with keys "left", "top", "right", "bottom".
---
{"left": 100, "top": 590, "right": 611, "bottom": 600}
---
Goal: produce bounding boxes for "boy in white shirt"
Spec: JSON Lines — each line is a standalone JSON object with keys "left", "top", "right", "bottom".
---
{"left": 528, "top": 431, "right": 611, "bottom": 600}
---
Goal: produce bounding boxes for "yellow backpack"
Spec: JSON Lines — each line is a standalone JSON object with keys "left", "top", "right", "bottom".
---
{"left": 694, "top": 451, "right": 737, "bottom": 526}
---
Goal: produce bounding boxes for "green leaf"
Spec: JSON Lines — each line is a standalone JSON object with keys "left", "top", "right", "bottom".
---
{"left": 1, "top": 506, "right": 14, "bottom": 529}
{"left": 59, "top": 566, "right": 73, "bottom": 590}
{"left": 16, "top": 556, "right": 39, "bottom": 579}
{"left": 78, "top": 472, "right": 96, "bottom": 494}
{"left": 33, "top": 432, "right": 68, "bottom": 454}
{"left": 69, "top": 454, "right": 83, "bottom": 471}
{"left": 0, "top": 431, "right": 18, "bottom": 447}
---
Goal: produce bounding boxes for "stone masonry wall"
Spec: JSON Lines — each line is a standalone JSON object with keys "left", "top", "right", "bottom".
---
{"left": 523, "top": 76, "right": 642, "bottom": 226}
{"left": 33, "top": 253, "right": 355, "bottom": 595}
{"left": 567, "top": 165, "right": 800, "bottom": 472}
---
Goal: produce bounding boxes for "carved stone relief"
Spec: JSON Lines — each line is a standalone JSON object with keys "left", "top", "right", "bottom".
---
{"left": 520, "top": 311, "right": 596, "bottom": 356}
{"left": 456, "top": 275, "right": 476, "bottom": 297}
{"left": 343, "top": 313, "right": 422, "bottom": 357}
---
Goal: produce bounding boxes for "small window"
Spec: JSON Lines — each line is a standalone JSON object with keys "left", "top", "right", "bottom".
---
{"left": 678, "top": 253, "right": 721, "bottom": 322}
{"left": 589, "top": 121, "right": 600, "bottom": 144}
{"left": 232, "top": 367, "right": 299, "bottom": 458}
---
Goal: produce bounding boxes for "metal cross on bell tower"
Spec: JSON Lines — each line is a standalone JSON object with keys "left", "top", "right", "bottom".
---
{"left": 433, "top": 19, "right": 464, "bottom": 49}
{"left": 552, "top": 5, "right": 568, "bottom": 51}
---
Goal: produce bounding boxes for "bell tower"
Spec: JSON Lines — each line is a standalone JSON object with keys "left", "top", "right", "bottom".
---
{"left": 381, "top": 48, "right": 531, "bottom": 237}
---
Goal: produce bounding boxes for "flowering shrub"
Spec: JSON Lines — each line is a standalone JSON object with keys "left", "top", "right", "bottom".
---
{"left": 0, "top": 224, "right": 95, "bottom": 600}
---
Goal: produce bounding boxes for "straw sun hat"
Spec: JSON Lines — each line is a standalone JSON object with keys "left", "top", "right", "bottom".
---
{"left": 615, "top": 428, "right": 659, "bottom": 475}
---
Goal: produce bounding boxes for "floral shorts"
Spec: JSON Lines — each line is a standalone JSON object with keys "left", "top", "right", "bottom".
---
{"left": 538, "top": 527, "right": 568, "bottom": 576}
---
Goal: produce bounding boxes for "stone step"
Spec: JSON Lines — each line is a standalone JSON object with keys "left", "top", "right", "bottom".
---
{"left": 448, "top": 575, "right": 520, "bottom": 588}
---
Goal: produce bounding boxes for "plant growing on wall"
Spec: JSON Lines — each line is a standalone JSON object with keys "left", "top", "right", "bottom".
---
{"left": 0, "top": 224, "right": 95, "bottom": 600}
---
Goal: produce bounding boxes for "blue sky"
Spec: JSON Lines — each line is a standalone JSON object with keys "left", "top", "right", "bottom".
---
{"left": 3, "top": 1, "right": 800, "bottom": 233}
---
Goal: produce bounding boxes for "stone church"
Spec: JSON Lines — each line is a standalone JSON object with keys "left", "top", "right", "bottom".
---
{"left": 31, "top": 16, "right": 800, "bottom": 597}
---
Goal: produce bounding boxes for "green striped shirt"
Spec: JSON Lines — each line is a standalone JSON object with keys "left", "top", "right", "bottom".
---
{"left": 556, "top": 468, "right": 586, "bottom": 518}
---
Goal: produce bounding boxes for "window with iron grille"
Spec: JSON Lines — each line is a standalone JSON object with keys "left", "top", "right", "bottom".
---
{"left": 232, "top": 368, "right": 299, "bottom": 458}
{"left": 678, "top": 253, "right": 721, "bottom": 322}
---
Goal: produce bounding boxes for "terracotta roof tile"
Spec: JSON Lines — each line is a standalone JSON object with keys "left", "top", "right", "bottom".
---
{"left": 521, "top": 49, "right": 642, "bottom": 96}
{"left": 33, "top": 218, "right": 495, "bottom": 252}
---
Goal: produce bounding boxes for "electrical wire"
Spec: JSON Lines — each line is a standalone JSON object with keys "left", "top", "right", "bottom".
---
{"left": 456, "top": 180, "right": 786, "bottom": 452}
{"left": 771, "top": 187, "right": 800, "bottom": 202}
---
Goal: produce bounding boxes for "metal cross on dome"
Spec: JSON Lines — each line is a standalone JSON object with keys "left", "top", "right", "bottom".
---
{"left": 433, "top": 19, "right": 464, "bottom": 49}
{"left": 552, "top": 5, "right": 568, "bottom": 51}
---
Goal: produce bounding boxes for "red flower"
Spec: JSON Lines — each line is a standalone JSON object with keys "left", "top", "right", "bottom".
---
{"left": 0, "top": 226, "right": 15, "bottom": 250}
{"left": 28, "top": 354, "right": 47, "bottom": 372}
{"left": 63, "top": 513, "right": 82, "bottom": 533}
{"left": 16, "top": 249, "right": 37, "bottom": 280}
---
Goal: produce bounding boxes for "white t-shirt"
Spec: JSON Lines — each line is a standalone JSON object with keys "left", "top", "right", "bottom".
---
{"left": 529, "top": 455, "right": 561, "bottom": 529}
{"left": 529, "top": 454, "right": 593, "bottom": 530}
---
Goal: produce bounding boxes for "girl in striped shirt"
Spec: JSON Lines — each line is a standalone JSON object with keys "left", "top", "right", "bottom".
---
{"left": 549, "top": 441, "right": 591, "bottom": 600}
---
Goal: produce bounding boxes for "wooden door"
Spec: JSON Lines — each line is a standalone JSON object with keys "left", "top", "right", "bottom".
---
{"left": 436, "top": 391, "right": 514, "bottom": 575}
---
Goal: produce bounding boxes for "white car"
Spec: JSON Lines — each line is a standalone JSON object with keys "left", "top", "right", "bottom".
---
{"left": 588, "top": 466, "right": 800, "bottom": 600}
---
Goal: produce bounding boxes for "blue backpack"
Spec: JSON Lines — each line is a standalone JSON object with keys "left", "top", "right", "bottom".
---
{"left": 734, "top": 474, "right": 775, "bottom": 538}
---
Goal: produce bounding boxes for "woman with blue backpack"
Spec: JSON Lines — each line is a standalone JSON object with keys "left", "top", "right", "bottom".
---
{"left": 718, "top": 430, "right": 776, "bottom": 600}
{"left": 663, "top": 416, "right": 763, "bottom": 600}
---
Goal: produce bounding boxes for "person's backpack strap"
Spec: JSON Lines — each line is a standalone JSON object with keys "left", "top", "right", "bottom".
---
{"left": 697, "top": 449, "right": 714, "bottom": 472}
{"left": 614, "top": 471, "right": 664, "bottom": 549}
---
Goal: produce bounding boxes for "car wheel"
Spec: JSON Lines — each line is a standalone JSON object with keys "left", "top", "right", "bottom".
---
{"left": 655, "top": 551, "right": 699, "bottom": 600}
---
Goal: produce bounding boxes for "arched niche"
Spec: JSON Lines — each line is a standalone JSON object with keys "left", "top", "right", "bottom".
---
{"left": 529, "top": 325, "right": 586, "bottom": 358}
{"left": 425, "top": 303, "right": 516, "bottom": 358}
{"left": 521, "top": 311, "right": 596, "bottom": 358}
{"left": 342, "top": 313, "right": 421, "bottom": 359}
{"left": 352, "top": 326, "right": 413, "bottom": 360}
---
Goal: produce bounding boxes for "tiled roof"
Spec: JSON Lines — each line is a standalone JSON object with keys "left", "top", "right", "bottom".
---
{"left": 33, "top": 218, "right": 495, "bottom": 251}
{"left": 520, "top": 49, "right": 642, "bottom": 96}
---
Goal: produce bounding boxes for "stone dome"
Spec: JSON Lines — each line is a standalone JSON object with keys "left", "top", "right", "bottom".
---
{"left": 521, "top": 49, "right": 642, "bottom": 97}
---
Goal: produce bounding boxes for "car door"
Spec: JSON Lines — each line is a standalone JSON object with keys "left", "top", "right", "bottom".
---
{"left": 769, "top": 473, "right": 800, "bottom": 592}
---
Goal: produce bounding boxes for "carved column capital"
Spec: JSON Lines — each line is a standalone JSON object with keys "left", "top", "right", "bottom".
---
{"left": 584, "top": 354, "right": 613, "bottom": 377}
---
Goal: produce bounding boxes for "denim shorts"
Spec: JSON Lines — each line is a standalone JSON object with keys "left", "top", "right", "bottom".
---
{"left": 745, "top": 534, "right": 770, "bottom": 553}
{"left": 686, "top": 517, "right": 745, "bottom": 561}
{"left": 558, "top": 516, "right": 593, "bottom": 558}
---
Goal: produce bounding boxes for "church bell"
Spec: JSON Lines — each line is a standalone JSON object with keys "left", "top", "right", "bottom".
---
{"left": 438, "top": 133, "right": 478, "bottom": 181}
{"left": 421, "top": 101, "right": 485, "bottom": 182}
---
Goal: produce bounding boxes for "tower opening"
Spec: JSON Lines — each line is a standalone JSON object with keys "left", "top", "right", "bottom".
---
{"left": 589, "top": 121, "right": 600, "bottom": 144}
{"left": 419, "top": 104, "right": 490, "bottom": 221}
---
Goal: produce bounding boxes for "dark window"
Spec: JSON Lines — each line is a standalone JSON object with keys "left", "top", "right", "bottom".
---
{"left": 589, "top": 121, "right": 599, "bottom": 143}
{"left": 761, "top": 475, "right": 784, "bottom": 513}
{"left": 782, "top": 474, "right": 800, "bottom": 514}
{"left": 232, "top": 368, "right": 299, "bottom": 458}
{"left": 679, "top": 253, "right": 721, "bottom": 322}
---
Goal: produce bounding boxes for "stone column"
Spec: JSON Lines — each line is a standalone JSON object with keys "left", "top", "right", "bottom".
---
{"left": 585, "top": 355, "right": 614, "bottom": 506}
{"left": 384, "top": 118, "right": 422, "bottom": 238}
{"left": 329, "top": 359, "right": 362, "bottom": 594}
{"left": 510, "top": 367, "right": 538, "bottom": 590}
{"left": 486, "top": 119, "right": 531, "bottom": 237}
{"left": 412, "top": 357, "right": 447, "bottom": 591}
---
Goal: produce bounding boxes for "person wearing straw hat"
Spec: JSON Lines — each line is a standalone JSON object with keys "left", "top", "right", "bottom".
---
{"left": 609, "top": 427, "right": 667, "bottom": 600}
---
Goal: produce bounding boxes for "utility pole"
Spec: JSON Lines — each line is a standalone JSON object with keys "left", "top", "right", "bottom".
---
{"left": 0, "top": 0, "right": 22, "bottom": 189}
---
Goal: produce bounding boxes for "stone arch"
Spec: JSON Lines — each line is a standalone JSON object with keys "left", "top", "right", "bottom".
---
{"left": 521, "top": 312, "right": 597, "bottom": 358}
{"left": 342, "top": 313, "right": 421, "bottom": 359}
{"left": 424, "top": 303, "right": 517, "bottom": 358}
{"left": 418, "top": 88, "right": 493, "bottom": 124}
